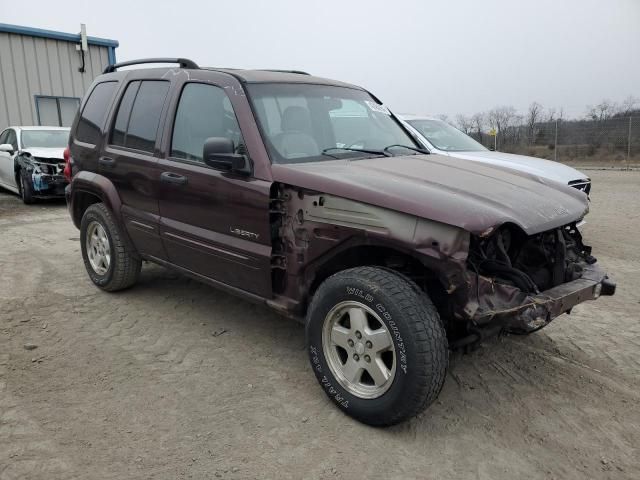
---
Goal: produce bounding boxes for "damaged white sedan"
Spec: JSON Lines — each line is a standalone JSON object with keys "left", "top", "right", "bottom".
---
{"left": 0, "top": 126, "right": 70, "bottom": 204}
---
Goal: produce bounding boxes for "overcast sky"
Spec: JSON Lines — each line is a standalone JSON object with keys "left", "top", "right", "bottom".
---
{"left": 4, "top": 0, "right": 639, "bottom": 118}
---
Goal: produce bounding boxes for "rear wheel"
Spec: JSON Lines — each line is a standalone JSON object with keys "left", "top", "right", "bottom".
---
{"left": 80, "top": 203, "right": 141, "bottom": 291}
{"left": 306, "top": 266, "right": 448, "bottom": 426}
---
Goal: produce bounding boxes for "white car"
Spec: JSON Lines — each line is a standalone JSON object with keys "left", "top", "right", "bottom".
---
{"left": 0, "top": 126, "right": 70, "bottom": 204}
{"left": 399, "top": 115, "right": 591, "bottom": 195}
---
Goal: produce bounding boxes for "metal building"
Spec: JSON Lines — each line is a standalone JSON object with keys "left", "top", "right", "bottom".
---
{"left": 0, "top": 23, "right": 118, "bottom": 129}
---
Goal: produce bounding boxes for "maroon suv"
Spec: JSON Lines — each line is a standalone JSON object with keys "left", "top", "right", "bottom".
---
{"left": 65, "top": 58, "right": 615, "bottom": 426}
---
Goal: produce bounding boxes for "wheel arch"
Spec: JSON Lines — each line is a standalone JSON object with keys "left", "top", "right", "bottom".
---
{"left": 69, "top": 171, "right": 123, "bottom": 229}
{"left": 303, "top": 240, "right": 451, "bottom": 320}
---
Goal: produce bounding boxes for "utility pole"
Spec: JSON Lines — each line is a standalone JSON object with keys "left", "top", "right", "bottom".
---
{"left": 627, "top": 116, "right": 632, "bottom": 165}
{"left": 554, "top": 119, "right": 558, "bottom": 162}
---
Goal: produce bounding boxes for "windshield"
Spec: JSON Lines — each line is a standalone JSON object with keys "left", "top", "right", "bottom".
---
{"left": 247, "top": 83, "right": 419, "bottom": 163}
{"left": 21, "top": 130, "right": 70, "bottom": 149}
{"left": 406, "top": 119, "right": 487, "bottom": 152}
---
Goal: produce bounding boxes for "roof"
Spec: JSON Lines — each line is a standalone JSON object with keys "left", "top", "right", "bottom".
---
{"left": 0, "top": 23, "right": 119, "bottom": 48}
{"left": 10, "top": 126, "right": 70, "bottom": 131}
{"left": 204, "top": 68, "right": 362, "bottom": 89}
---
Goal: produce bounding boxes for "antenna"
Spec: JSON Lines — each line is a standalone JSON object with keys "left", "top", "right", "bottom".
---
{"left": 76, "top": 23, "right": 88, "bottom": 73}
{"left": 80, "top": 24, "right": 88, "bottom": 52}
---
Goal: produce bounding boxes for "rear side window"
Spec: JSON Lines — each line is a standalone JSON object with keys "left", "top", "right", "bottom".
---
{"left": 75, "top": 81, "right": 117, "bottom": 145}
{"left": 111, "top": 80, "right": 170, "bottom": 153}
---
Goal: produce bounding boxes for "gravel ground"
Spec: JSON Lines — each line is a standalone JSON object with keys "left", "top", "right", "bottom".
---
{"left": 1, "top": 171, "right": 638, "bottom": 480}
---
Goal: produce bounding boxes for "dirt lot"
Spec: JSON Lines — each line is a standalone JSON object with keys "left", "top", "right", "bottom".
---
{"left": 1, "top": 170, "right": 638, "bottom": 480}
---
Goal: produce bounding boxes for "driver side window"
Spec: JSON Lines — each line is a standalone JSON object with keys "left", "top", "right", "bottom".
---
{"left": 170, "top": 83, "right": 243, "bottom": 163}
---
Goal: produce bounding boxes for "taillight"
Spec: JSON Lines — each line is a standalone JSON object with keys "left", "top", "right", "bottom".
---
{"left": 63, "top": 147, "right": 72, "bottom": 181}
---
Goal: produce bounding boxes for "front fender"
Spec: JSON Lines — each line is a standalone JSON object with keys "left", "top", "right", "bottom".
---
{"left": 15, "top": 153, "right": 34, "bottom": 175}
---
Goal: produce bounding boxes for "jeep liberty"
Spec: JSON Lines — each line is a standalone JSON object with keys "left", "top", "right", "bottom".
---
{"left": 65, "top": 58, "right": 615, "bottom": 426}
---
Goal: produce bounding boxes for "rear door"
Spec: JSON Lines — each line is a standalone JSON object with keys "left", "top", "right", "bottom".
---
{"left": 101, "top": 79, "right": 171, "bottom": 260}
{"left": 156, "top": 77, "right": 273, "bottom": 298}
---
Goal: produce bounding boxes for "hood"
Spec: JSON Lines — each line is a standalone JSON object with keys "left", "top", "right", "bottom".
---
{"left": 271, "top": 154, "right": 589, "bottom": 236}
{"left": 445, "top": 150, "right": 588, "bottom": 185}
{"left": 20, "top": 147, "right": 65, "bottom": 161}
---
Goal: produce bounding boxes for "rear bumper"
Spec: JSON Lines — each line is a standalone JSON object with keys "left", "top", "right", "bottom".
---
{"left": 466, "top": 262, "right": 615, "bottom": 333}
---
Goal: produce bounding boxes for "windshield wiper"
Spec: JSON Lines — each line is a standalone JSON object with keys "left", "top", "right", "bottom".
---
{"left": 383, "top": 144, "right": 430, "bottom": 155}
{"left": 322, "top": 147, "right": 392, "bottom": 158}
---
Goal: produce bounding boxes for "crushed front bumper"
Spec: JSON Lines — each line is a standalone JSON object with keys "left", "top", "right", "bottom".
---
{"left": 463, "top": 262, "right": 615, "bottom": 333}
{"left": 32, "top": 173, "right": 68, "bottom": 198}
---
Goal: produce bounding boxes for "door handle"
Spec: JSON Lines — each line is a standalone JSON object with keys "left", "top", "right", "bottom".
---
{"left": 160, "top": 171, "right": 188, "bottom": 185}
{"left": 98, "top": 157, "right": 116, "bottom": 168}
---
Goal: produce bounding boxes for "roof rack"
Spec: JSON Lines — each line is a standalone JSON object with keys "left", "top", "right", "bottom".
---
{"left": 256, "top": 69, "right": 311, "bottom": 75}
{"left": 103, "top": 57, "right": 199, "bottom": 74}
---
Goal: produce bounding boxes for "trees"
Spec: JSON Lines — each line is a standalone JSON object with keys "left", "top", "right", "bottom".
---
{"left": 455, "top": 114, "right": 474, "bottom": 135}
{"left": 487, "top": 106, "right": 521, "bottom": 150}
{"left": 526, "top": 102, "right": 542, "bottom": 145}
{"left": 471, "top": 113, "right": 485, "bottom": 144}
{"left": 430, "top": 95, "right": 638, "bottom": 158}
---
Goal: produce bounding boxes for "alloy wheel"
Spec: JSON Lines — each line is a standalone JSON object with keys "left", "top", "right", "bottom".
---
{"left": 322, "top": 301, "right": 396, "bottom": 399}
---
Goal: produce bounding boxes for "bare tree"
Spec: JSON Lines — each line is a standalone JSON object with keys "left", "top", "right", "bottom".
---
{"left": 455, "top": 114, "right": 474, "bottom": 135}
{"left": 436, "top": 114, "right": 450, "bottom": 123}
{"left": 471, "top": 113, "right": 485, "bottom": 144}
{"left": 487, "top": 106, "right": 520, "bottom": 149}
{"left": 526, "top": 102, "right": 542, "bottom": 145}
{"left": 586, "top": 100, "right": 618, "bottom": 122}
{"left": 619, "top": 95, "right": 639, "bottom": 116}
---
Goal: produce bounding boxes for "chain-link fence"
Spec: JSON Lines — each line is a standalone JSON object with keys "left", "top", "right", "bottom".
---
{"left": 472, "top": 116, "right": 640, "bottom": 165}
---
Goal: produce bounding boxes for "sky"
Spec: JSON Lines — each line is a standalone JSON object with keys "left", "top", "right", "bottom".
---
{"left": 3, "top": 0, "right": 639, "bottom": 119}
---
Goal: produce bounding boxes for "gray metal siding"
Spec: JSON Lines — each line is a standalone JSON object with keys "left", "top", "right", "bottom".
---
{"left": 0, "top": 32, "right": 110, "bottom": 128}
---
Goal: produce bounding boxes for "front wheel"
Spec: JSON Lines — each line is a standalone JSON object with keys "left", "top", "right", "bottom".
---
{"left": 306, "top": 267, "right": 448, "bottom": 426}
{"left": 19, "top": 170, "right": 35, "bottom": 204}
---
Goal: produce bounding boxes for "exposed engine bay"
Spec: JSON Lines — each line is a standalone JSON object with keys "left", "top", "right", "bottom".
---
{"left": 458, "top": 222, "right": 615, "bottom": 337}
{"left": 469, "top": 223, "right": 596, "bottom": 295}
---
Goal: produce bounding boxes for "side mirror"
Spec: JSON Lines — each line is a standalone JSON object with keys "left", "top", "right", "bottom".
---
{"left": 0, "top": 143, "right": 14, "bottom": 155}
{"left": 203, "top": 137, "right": 251, "bottom": 175}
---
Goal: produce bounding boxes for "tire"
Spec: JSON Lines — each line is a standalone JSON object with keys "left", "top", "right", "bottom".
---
{"left": 19, "top": 170, "right": 35, "bottom": 204}
{"left": 80, "top": 203, "right": 141, "bottom": 291}
{"left": 306, "top": 266, "right": 448, "bottom": 426}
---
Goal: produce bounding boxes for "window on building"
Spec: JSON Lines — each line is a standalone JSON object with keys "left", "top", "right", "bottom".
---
{"left": 171, "top": 83, "right": 243, "bottom": 162}
{"left": 111, "top": 81, "right": 170, "bottom": 153}
{"left": 36, "top": 96, "right": 81, "bottom": 127}
{"left": 76, "top": 81, "right": 118, "bottom": 145}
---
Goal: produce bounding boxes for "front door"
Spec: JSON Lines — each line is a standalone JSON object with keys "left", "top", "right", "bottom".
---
{"left": 157, "top": 82, "right": 272, "bottom": 298}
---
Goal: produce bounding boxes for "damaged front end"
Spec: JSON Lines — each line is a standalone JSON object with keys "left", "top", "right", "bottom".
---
{"left": 456, "top": 223, "right": 615, "bottom": 336}
{"left": 17, "top": 153, "right": 68, "bottom": 197}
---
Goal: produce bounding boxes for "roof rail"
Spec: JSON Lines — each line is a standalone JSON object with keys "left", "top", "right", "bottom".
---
{"left": 257, "top": 69, "right": 311, "bottom": 75}
{"left": 103, "top": 57, "right": 199, "bottom": 74}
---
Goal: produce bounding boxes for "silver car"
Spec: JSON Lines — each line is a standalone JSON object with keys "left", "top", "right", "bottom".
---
{"left": 0, "top": 126, "right": 70, "bottom": 204}
{"left": 399, "top": 115, "right": 591, "bottom": 195}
